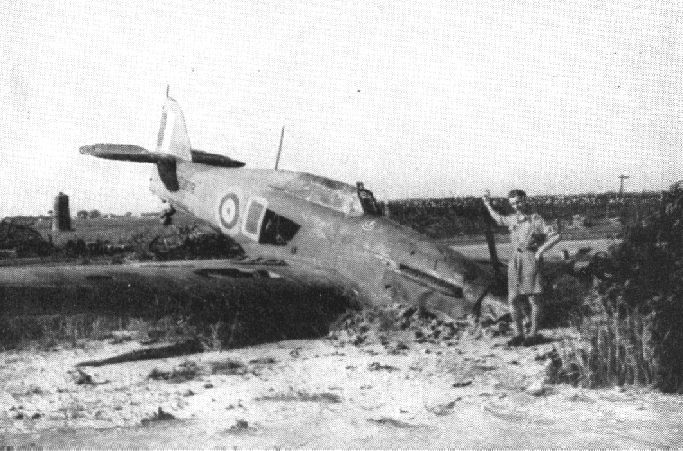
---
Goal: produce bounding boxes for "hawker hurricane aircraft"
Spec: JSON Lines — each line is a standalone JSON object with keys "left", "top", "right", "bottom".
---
{"left": 78, "top": 94, "right": 509, "bottom": 321}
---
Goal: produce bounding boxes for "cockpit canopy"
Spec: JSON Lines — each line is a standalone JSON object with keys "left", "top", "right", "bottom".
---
{"left": 275, "top": 173, "right": 365, "bottom": 216}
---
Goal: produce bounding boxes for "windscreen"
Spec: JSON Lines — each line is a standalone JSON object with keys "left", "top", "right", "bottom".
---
{"left": 278, "top": 173, "right": 364, "bottom": 216}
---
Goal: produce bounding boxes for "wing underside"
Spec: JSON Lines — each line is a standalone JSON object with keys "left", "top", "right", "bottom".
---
{"left": 0, "top": 259, "right": 352, "bottom": 347}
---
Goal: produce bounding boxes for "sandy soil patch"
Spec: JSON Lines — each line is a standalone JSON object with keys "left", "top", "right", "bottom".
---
{"left": 1, "top": 327, "right": 682, "bottom": 448}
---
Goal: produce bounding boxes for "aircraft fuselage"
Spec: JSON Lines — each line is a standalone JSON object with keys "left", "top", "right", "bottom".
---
{"left": 82, "top": 95, "right": 506, "bottom": 320}
{"left": 150, "top": 162, "right": 506, "bottom": 319}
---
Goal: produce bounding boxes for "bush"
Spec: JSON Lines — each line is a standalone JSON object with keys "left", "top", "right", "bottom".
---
{"left": 548, "top": 182, "right": 683, "bottom": 393}
{"left": 387, "top": 192, "right": 659, "bottom": 239}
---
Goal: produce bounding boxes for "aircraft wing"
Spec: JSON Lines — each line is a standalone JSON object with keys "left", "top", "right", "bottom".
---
{"left": 0, "top": 258, "right": 353, "bottom": 347}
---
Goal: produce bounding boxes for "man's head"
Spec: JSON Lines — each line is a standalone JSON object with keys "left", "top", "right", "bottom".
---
{"left": 508, "top": 189, "right": 527, "bottom": 212}
{"left": 356, "top": 181, "right": 365, "bottom": 190}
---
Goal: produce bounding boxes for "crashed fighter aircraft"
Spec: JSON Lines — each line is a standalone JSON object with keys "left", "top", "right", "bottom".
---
{"left": 80, "top": 95, "right": 508, "bottom": 321}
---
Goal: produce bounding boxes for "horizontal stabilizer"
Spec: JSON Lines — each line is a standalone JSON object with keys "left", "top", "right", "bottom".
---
{"left": 191, "top": 149, "right": 245, "bottom": 168}
{"left": 80, "top": 144, "right": 169, "bottom": 163}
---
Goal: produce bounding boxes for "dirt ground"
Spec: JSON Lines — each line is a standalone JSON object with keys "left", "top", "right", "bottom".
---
{"left": 2, "top": 327, "right": 682, "bottom": 448}
{"left": 1, "top": 238, "right": 680, "bottom": 448}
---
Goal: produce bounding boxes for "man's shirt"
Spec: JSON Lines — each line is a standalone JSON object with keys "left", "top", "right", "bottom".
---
{"left": 491, "top": 211, "right": 556, "bottom": 254}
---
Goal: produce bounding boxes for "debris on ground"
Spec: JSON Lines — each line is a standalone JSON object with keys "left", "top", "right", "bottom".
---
{"left": 452, "top": 379, "right": 473, "bottom": 388}
{"left": 525, "top": 380, "right": 547, "bottom": 396}
{"left": 74, "top": 368, "right": 95, "bottom": 385}
{"left": 386, "top": 341, "right": 410, "bottom": 355}
{"left": 77, "top": 339, "right": 204, "bottom": 367}
{"left": 248, "top": 357, "right": 276, "bottom": 365}
{"left": 72, "top": 368, "right": 109, "bottom": 386}
{"left": 109, "top": 330, "right": 136, "bottom": 344}
{"left": 147, "top": 225, "right": 244, "bottom": 261}
{"left": 140, "top": 407, "right": 176, "bottom": 426}
{"left": 535, "top": 350, "right": 556, "bottom": 362}
{"left": 426, "top": 399, "right": 461, "bottom": 416}
{"left": 209, "top": 359, "right": 249, "bottom": 376}
{"left": 227, "top": 419, "right": 255, "bottom": 434}
{"left": 367, "top": 417, "right": 419, "bottom": 428}
{"left": 368, "top": 362, "right": 399, "bottom": 372}
{"left": 255, "top": 389, "right": 341, "bottom": 404}
{"left": 148, "top": 361, "right": 202, "bottom": 383}
{"left": 482, "top": 321, "right": 511, "bottom": 338}
{"left": 329, "top": 305, "right": 476, "bottom": 350}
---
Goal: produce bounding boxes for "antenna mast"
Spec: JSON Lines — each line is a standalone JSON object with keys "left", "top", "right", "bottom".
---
{"left": 274, "top": 126, "right": 285, "bottom": 170}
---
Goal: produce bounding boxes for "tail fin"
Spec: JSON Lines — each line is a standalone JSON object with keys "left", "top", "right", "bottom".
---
{"left": 156, "top": 97, "right": 245, "bottom": 167}
{"left": 156, "top": 96, "right": 192, "bottom": 161}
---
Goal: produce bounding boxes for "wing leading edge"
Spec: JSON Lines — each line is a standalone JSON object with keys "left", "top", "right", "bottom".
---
{"left": 80, "top": 144, "right": 245, "bottom": 168}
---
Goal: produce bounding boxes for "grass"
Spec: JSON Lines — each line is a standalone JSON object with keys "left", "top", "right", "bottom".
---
{"left": 546, "top": 291, "right": 655, "bottom": 389}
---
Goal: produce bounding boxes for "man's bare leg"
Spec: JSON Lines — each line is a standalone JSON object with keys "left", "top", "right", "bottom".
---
{"left": 522, "top": 295, "right": 544, "bottom": 346}
{"left": 527, "top": 295, "right": 541, "bottom": 337}
{"left": 507, "top": 295, "right": 526, "bottom": 346}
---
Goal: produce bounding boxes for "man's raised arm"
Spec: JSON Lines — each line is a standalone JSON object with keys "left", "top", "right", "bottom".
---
{"left": 482, "top": 190, "right": 507, "bottom": 226}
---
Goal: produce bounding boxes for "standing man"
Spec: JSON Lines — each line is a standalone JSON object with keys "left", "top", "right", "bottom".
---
{"left": 482, "top": 189, "right": 560, "bottom": 346}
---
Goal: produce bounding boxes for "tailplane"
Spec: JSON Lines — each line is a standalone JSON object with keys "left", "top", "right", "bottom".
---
{"left": 80, "top": 96, "right": 245, "bottom": 169}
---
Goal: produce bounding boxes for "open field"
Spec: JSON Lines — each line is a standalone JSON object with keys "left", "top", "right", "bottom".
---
{"left": 34, "top": 215, "right": 200, "bottom": 248}
{"left": 15, "top": 213, "right": 622, "bottom": 255}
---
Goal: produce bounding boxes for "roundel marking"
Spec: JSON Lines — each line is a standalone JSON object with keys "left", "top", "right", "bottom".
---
{"left": 219, "top": 193, "right": 240, "bottom": 229}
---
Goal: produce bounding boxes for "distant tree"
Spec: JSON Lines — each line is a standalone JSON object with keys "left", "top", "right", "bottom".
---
{"left": 124, "top": 212, "right": 133, "bottom": 217}
{"left": 76, "top": 210, "right": 88, "bottom": 219}
{"left": 88, "top": 209, "right": 101, "bottom": 219}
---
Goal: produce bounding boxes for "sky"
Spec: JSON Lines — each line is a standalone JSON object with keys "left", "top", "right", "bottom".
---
{"left": 1, "top": 0, "right": 681, "bottom": 216}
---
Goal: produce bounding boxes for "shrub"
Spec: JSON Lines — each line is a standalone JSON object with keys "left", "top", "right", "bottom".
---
{"left": 548, "top": 182, "right": 683, "bottom": 393}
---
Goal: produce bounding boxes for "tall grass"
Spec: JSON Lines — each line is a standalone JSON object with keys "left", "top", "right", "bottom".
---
{"left": 549, "top": 295, "right": 654, "bottom": 388}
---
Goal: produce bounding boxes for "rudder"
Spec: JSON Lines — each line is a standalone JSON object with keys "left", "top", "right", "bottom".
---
{"left": 156, "top": 97, "right": 192, "bottom": 161}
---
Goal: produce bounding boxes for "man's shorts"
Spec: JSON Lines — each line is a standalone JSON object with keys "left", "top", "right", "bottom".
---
{"left": 508, "top": 250, "right": 543, "bottom": 298}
